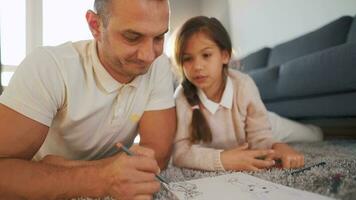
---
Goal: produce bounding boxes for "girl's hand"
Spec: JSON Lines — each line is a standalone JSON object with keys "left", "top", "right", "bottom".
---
{"left": 220, "top": 143, "right": 275, "bottom": 171}
{"left": 272, "top": 143, "right": 304, "bottom": 169}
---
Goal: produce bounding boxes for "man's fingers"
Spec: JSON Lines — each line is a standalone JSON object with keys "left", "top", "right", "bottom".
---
{"left": 134, "top": 181, "right": 161, "bottom": 195}
{"left": 128, "top": 156, "right": 160, "bottom": 173}
{"left": 128, "top": 170, "right": 157, "bottom": 183}
{"left": 116, "top": 143, "right": 156, "bottom": 158}
{"left": 134, "top": 195, "right": 153, "bottom": 200}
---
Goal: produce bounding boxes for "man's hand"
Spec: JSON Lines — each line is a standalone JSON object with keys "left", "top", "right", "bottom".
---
{"left": 272, "top": 143, "right": 304, "bottom": 169}
{"left": 98, "top": 144, "right": 161, "bottom": 200}
{"left": 220, "top": 143, "right": 275, "bottom": 171}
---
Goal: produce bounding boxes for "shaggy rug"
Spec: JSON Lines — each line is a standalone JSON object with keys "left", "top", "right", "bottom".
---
{"left": 154, "top": 140, "right": 356, "bottom": 200}
{"left": 76, "top": 140, "right": 356, "bottom": 200}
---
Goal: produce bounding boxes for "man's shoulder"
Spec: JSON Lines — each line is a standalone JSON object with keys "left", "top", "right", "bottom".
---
{"left": 42, "top": 40, "right": 91, "bottom": 59}
{"left": 144, "top": 54, "right": 172, "bottom": 81}
{"left": 149, "top": 54, "right": 170, "bottom": 72}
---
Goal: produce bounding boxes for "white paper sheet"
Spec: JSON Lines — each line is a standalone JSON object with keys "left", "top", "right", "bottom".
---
{"left": 167, "top": 173, "right": 334, "bottom": 200}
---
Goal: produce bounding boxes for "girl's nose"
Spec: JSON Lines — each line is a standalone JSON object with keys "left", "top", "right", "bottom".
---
{"left": 193, "top": 58, "right": 204, "bottom": 70}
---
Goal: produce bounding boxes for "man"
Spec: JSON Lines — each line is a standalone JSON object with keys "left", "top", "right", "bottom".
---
{"left": 0, "top": 0, "right": 176, "bottom": 199}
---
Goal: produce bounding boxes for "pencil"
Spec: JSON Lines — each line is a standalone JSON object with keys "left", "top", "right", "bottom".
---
{"left": 290, "top": 161, "right": 326, "bottom": 175}
{"left": 120, "top": 145, "right": 170, "bottom": 185}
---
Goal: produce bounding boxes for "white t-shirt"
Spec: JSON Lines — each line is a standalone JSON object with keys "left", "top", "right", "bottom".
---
{"left": 0, "top": 40, "right": 175, "bottom": 160}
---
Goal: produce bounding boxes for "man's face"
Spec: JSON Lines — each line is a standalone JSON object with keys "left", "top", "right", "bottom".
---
{"left": 96, "top": 0, "right": 169, "bottom": 83}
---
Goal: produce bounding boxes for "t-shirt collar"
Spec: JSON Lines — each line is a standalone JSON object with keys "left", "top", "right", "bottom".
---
{"left": 90, "top": 40, "right": 141, "bottom": 93}
{"left": 197, "top": 76, "right": 233, "bottom": 114}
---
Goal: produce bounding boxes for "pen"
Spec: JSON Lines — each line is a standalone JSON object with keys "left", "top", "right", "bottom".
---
{"left": 119, "top": 145, "right": 170, "bottom": 185}
{"left": 290, "top": 161, "right": 326, "bottom": 175}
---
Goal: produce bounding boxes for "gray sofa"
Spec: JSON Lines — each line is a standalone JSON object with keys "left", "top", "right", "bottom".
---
{"left": 237, "top": 15, "right": 356, "bottom": 138}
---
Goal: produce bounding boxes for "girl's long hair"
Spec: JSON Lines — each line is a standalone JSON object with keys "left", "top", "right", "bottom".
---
{"left": 174, "top": 16, "right": 232, "bottom": 143}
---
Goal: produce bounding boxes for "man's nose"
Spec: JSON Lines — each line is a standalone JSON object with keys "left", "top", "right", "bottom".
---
{"left": 137, "top": 40, "right": 156, "bottom": 64}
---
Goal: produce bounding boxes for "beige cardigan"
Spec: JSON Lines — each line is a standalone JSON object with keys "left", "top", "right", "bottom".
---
{"left": 172, "top": 70, "right": 278, "bottom": 171}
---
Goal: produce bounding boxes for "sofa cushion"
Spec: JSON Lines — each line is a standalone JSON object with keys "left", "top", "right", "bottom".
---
{"left": 265, "top": 92, "right": 356, "bottom": 119}
{"left": 241, "top": 47, "right": 270, "bottom": 72}
{"left": 277, "top": 43, "right": 356, "bottom": 99}
{"left": 268, "top": 16, "right": 353, "bottom": 67}
{"left": 248, "top": 67, "right": 279, "bottom": 101}
{"left": 347, "top": 15, "right": 356, "bottom": 43}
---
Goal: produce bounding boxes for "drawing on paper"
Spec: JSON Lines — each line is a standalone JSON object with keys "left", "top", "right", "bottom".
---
{"left": 226, "top": 176, "right": 279, "bottom": 198}
{"left": 168, "top": 182, "right": 202, "bottom": 200}
{"left": 167, "top": 173, "right": 334, "bottom": 200}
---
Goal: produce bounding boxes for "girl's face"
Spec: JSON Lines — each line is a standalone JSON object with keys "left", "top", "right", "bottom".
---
{"left": 182, "top": 32, "right": 230, "bottom": 94}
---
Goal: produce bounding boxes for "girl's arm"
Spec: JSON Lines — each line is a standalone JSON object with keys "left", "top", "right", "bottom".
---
{"left": 220, "top": 143, "right": 276, "bottom": 171}
{"left": 238, "top": 75, "right": 304, "bottom": 169}
{"left": 238, "top": 75, "right": 278, "bottom": 149}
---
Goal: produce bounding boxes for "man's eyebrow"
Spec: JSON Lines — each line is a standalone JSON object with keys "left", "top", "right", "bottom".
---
{"left": 123, "top": 29, "right": 169, "bottom": 37}
{"left": 123, "top": 30, "right": 142, "bottom": 36}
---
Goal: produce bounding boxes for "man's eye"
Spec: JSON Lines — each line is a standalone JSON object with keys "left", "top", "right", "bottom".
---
{"left": 123, "top": 34, "right": 140, "bottom": 43}
{"left": 154, "top": 35, "right": 165, "bottom": 42}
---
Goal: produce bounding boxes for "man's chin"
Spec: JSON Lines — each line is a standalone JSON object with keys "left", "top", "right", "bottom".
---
{"left": 134, "top": 64, "right": 150, "bottom": 73}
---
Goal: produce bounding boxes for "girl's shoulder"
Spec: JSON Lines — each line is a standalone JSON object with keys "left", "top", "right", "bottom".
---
{"left": 174, "top": 85, "right": 191, "bottom": 109}
{"left": 228, "top": 69, "right": 255, "bottom": 89}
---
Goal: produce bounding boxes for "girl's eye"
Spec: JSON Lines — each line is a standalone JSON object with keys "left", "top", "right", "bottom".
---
{"left": 182, "top": 57, "right": 192, "bottom": 62}
{"left": 203, "top": 53, "right": 211, "bottom": 58}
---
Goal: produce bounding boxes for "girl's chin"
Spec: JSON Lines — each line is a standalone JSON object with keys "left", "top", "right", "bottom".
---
{"left": 194, "top": 82, "right": 209, "bottom": 90}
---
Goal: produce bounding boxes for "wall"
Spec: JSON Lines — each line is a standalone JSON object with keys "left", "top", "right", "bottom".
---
{"left": 169, "top": 0, "right": 201, "bottom": 32}
{"left": 228, "top": 0, "right": 356, "bottom": 58}
{"left": 200, "top": 0, "right": 230, "bottom": 33}
{"left": 167, "top": 0, "right": 231, "bottom": 56}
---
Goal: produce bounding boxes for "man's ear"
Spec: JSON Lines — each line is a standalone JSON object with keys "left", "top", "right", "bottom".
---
{"left": 86, "top": 10, "right": 102, "bottom": 40}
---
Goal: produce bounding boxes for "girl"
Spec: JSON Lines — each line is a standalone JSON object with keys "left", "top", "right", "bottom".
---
{"left": 172, "top": 16, "right": 322, "bottom": 171}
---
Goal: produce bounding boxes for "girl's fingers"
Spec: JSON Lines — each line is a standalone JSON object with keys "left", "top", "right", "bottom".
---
{"left": 248, "top": 166, "right": 262, "bottom": 172}
{"left": 300, "top": 156, "right": 305, "bottom": 167}
{"left": 250, "top": 149, "right": 275, "bottom": 158}
{"left": 282, "top": 157, "right": 291, "bottom": 169}
{"left": 296, "top": 155, "right": 305, "bottom": 168}
{"left": 252, "top": 159, "right": 275, "bottom": 168}
{"left": 237, "top": 143, "right": 249, "bottom": 150}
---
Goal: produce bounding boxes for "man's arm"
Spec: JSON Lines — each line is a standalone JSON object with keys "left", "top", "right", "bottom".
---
{"left": 139, "top": 107, "right": 177, "bottom": 169}
{"left": 0, "top": 104, "right": 160, "bottom": 199}
{"left": 0, "top": 104, "right": 106, "bottom": 199}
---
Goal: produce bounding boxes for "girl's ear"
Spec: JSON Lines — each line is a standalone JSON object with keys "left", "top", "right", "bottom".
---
{"left": 86, "top": 10, "right": 102, "bottom": 40}
{"left": 221, "top": 50, "right": 230, "bottom": 64}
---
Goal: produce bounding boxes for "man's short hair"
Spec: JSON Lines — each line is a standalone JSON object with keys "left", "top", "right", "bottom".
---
{"left": 94, "top": 0, "right": 112, "bottom": 27}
